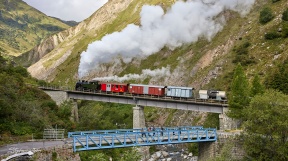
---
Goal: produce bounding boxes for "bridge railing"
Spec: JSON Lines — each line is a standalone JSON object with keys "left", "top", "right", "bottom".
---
{"left": 68, "top": 126, "right": 204, "bottom": 138}
{"left": 69, "top": 127, "right": 217, "bottom": 152}
{"left": 39, "top": 85, "right": 228, "bottom": 105}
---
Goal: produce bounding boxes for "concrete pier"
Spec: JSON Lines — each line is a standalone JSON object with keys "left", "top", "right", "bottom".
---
{"left": 133, "top": 105, "right": 145, "bottom": 129}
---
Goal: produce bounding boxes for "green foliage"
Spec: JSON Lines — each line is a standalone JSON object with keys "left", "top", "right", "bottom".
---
{"left": 282, "top": 21, "right": 288, "bottom": 38}
{"left": 272, "top": 0, "right": 281, "bottom": 3}
{"left": 242, "top": 89, "right": 288, "bottom": 160}
{"left": 79, "top": 148, "right": 140, "bottom": 161}
{"left": 11, "top": 122, "right": 33, "bottom": 135}
{"left": 79, "top": 151, "right": 103, "bottom": 161}
{"left": 250, "top": 74, "right": 265, "bottom": 96}
{"left": 12, "top": 66, "right": 29, "bottom": 77}
{"left": 52, "top": 151, "right": 57, "bottom": 161}
{"left": 203, "top": 113, "right": 219, "bottom": 129}
{"left": 282, "top": 8, "right": 288, "bottom": 21}
{"left": 264, "top": 31, "right": 282, "bottom": 40}
{"left": 233, "top": 41, "right": 250, "bottom": 55}
{"left": 187, "top": 143, "right": 198, "bottom": 156}
{"left": 0, "top": 56, "right": 73, "bottom": 142}
{"left": 37, "top": 80, "right": 48, "bottom": 86}
{"left": 38, "top": 24, "right": 65, "bottom": 32}
{"left": 209, "top": 140, "right": 235, "bottom": 161}
{"left": 228, "top": 64, "right": 250, "bottom": 119}
{"left": 87, "top": 152, "right": 108, "bottom": 161}
{"left": 264, "top": 58, "right": 288, "bottom": 94}
{"left": 259, "top": 7, "right": 274, "bottom": 24}
{"left": 232, "top": 41, "right": 256, "bottom": 66}
{"left": 120, "top": 147, "right": 141, "bottom": 161}
{"left": 78, "top": 101, "right": 133, "bottom": 130}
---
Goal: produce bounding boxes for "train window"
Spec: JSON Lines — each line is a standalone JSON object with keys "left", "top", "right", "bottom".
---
{"left": 120, "top": 85, "right": 123, "bottom": 88}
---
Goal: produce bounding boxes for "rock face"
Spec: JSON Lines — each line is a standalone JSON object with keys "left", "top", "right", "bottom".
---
{"left": 16, "top": 31, "right": 69, "bottom": 67}
{"left": 146, "top": 145, "right": 198, "bottom": 161}
{"left": 27, "top": 0, "right": 134, "bottom": 81}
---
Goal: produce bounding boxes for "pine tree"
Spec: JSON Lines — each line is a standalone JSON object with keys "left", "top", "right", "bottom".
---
{"left": 265, "top": 58, "right": 288, "bottom": 94}
{"left": 250, "top": 74, "right": 264, "bottom": 96}
{"left": 228, "top": 64, "right": 250, "bottom": 119}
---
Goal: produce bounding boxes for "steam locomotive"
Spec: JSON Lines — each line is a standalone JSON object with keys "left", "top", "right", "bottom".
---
{"left": 75, "top": 80, "right": 226, "bottom": 100}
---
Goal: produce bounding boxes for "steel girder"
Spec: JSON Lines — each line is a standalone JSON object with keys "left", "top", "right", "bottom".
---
{"left": 69, "top": 127, "right": 217, "bottom": 152}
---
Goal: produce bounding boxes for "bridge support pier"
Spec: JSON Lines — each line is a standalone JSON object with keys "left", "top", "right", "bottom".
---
{"left": 133, "top": 105, "right": 149, "bottom": 160}
{"left": 71, "top": 99, "right": 79, "bottom": 122}
{"left": 198, "top": 142, "right": 217, "bottom": 161}
{"left": 219, "top": 108, "right": 239, "bottom": 130}
{"left": 133, "top": 105, "right": 145, "bottom": 129}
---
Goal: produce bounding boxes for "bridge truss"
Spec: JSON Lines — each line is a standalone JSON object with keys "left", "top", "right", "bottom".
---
{"left": 68, "top": 126, "right": 217, "bottom": 152}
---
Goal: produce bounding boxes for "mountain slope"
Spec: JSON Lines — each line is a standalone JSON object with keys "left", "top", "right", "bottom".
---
{"left": 0, "top": 0, "right": 69, "bottom": 56}
{"left": 26, "top": 0, "right": 137, "bottom": 82}
{"left": 24, "top": 0, "right": 288, "bottom": 92}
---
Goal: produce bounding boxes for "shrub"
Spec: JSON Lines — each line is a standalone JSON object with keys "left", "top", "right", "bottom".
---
{"left": 259, "top": 7, "right": 274, "bottom": 24}
{"left": 232, "top": 42, "right": 256, "bottom": 66}
{"left": 272, "top": 0, "right": 280, "bottom": 3}
{"left": 282, "top": 22, "right": 288, "bottom": 38}
{"left": 233, "top": 41, "right": 250, "bottom": 55}
{"left": 282, "top": 8, "right": 288, "bottom": 21}
{"left": 264, "top": 31, "right": 282, "bottom": 40}
{"left": 13, "top": 66, "right": 29, "bottom": 77}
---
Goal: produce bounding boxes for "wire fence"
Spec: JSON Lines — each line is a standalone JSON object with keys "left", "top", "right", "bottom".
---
{"left": 43, "top": 129, "right": 65, "bottom": 140}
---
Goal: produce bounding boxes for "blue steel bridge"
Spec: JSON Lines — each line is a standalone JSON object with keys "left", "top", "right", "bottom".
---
{"left": 68, "top": 126, "right": 217, "bottom": 152}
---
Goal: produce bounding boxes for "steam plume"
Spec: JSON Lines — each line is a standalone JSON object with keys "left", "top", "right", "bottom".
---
{"left": 93, "top": 66, "right": 171, "bottom": 82}
{"left": 78, "top": 0, "right": 255, "bottom": 78}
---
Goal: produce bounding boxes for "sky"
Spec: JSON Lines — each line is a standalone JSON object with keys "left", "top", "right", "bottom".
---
{"left": 22, "top": 0, "right": 108, "bottom": 22}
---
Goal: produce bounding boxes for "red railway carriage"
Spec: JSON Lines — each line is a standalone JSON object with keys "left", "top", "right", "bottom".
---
{"left": 100, "top": 82, "right": 129, "bottom": 93}
{"left": 129, "top": 84, "right": 166, "bottom": 96}
{"left": 148, "top": 85, "right": 166, "bottom": 96}
{"left": 129, "top": 84, "right": 146, "bottom": 95}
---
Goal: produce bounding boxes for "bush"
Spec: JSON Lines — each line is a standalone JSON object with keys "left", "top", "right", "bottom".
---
{"left": 282, "top": 22, "right": 288, "bottom": 38}
{"left": 264, "top": 31, "right": 282, "bottom": 40}
{"left": 259, "top": 7, "right": 274, "bottom": 24}
{"left": 13, "top": 66, "right": 29, "bottom": 77}
{"left": 233, "top": 42, "right": 250, "bottom": 55}
{"left": 282, "top": 8, "right": 288, "bottom": 21}
{"left": 272, "top": 0, "right": 280, "bottom": 3}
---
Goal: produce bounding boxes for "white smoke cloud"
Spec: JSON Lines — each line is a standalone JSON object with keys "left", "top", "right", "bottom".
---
{"left": 93, "top": 66, "right": 171, "bottom": 82}
{"left": 78, "top": 0, "right": 255, "bottom": 78}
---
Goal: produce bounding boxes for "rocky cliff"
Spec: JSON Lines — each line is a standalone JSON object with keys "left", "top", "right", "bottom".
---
{"left": 26, "top": 0, "right": 134, "bottom": 82}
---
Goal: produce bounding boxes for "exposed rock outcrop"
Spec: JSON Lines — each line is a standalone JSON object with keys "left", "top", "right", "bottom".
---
{"left": 27, "top": 0, "right": 134, "bottom": 81}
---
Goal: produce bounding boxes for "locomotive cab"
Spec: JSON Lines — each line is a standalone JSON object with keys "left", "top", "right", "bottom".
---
{"left": 75, "top": 80, "right": 100, "bottom": 91}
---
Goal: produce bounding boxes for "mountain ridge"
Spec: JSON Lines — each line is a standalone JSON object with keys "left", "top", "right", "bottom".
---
{"left": 0, "top": 0, "right": 70, "bottom": 56}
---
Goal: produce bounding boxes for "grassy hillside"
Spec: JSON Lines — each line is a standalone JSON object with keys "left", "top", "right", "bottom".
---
{"left": 0, "top": 0, "right": 69, "bottom": 56}
{"left": 0, "top": 55, "right": 74, "bottom": 145}
{"left": 202, "top": 0, "right": 288, "bottom": 90}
